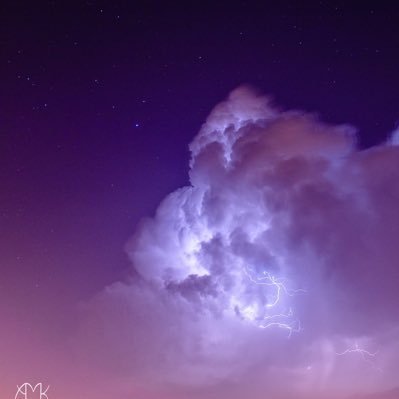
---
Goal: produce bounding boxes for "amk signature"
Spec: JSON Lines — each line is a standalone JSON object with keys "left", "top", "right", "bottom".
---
{"left": 15, "top": 383, "right": 49, "bottom": 399}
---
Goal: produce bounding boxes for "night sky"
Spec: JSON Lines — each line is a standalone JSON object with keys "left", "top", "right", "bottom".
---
{"left": 2, "top": 2, "right": 399, "bottom": 399}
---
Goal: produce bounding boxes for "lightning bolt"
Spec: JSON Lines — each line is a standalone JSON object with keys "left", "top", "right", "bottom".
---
{"left": 242, "top": 267, "right": 306, "bottom": 336}
{"left": 335, "top": 342, "right": 381, "bottom": 371}
{"left": 259, "top": 308, "right": 302, "bottom": 338}
{"left": 336, "top": 342, "right": 377, "bottom": 359}
{"left": 245, "top": 269, "right": 306, "bottom": 307}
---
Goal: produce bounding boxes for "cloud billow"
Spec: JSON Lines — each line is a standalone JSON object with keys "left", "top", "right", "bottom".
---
{"left": 81, "top": 87, "right": 399, "bottom": 399}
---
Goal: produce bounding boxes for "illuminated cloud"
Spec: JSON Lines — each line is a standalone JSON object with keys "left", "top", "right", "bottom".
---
{"left": 389, "top": 127, "right": 399, "bottom": 145}
{"left": 78, "top": 87, "right": 399, "bottom": 399}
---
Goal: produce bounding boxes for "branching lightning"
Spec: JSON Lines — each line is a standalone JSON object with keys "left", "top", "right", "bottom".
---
{"left": 259, "top": 308, "right": 302, "bottom": 338}
{"left": 245, "top": 269, "right": 306, "bottom": 307}
{"left": 242, "top": 267, "right": 306, "bottom": 336}
{"left": 335, "top": 342, "right": 381, "bottom": 371}
{"left": 336, "top": 342, "right": 378, "bottom": 359}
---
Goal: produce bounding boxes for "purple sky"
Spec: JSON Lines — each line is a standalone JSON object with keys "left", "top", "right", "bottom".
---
{"left": 1, "top": 3, "right": 399, "bottom": 398}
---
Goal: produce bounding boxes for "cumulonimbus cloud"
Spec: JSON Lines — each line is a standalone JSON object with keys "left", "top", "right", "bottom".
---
{"left": 78, "top": 87, "right": 399, "bottom": 399}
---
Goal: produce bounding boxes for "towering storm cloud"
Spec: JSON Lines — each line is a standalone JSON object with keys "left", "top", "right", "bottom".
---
{"left": 80, "top": 87, "right": 399, "bottom": 399}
